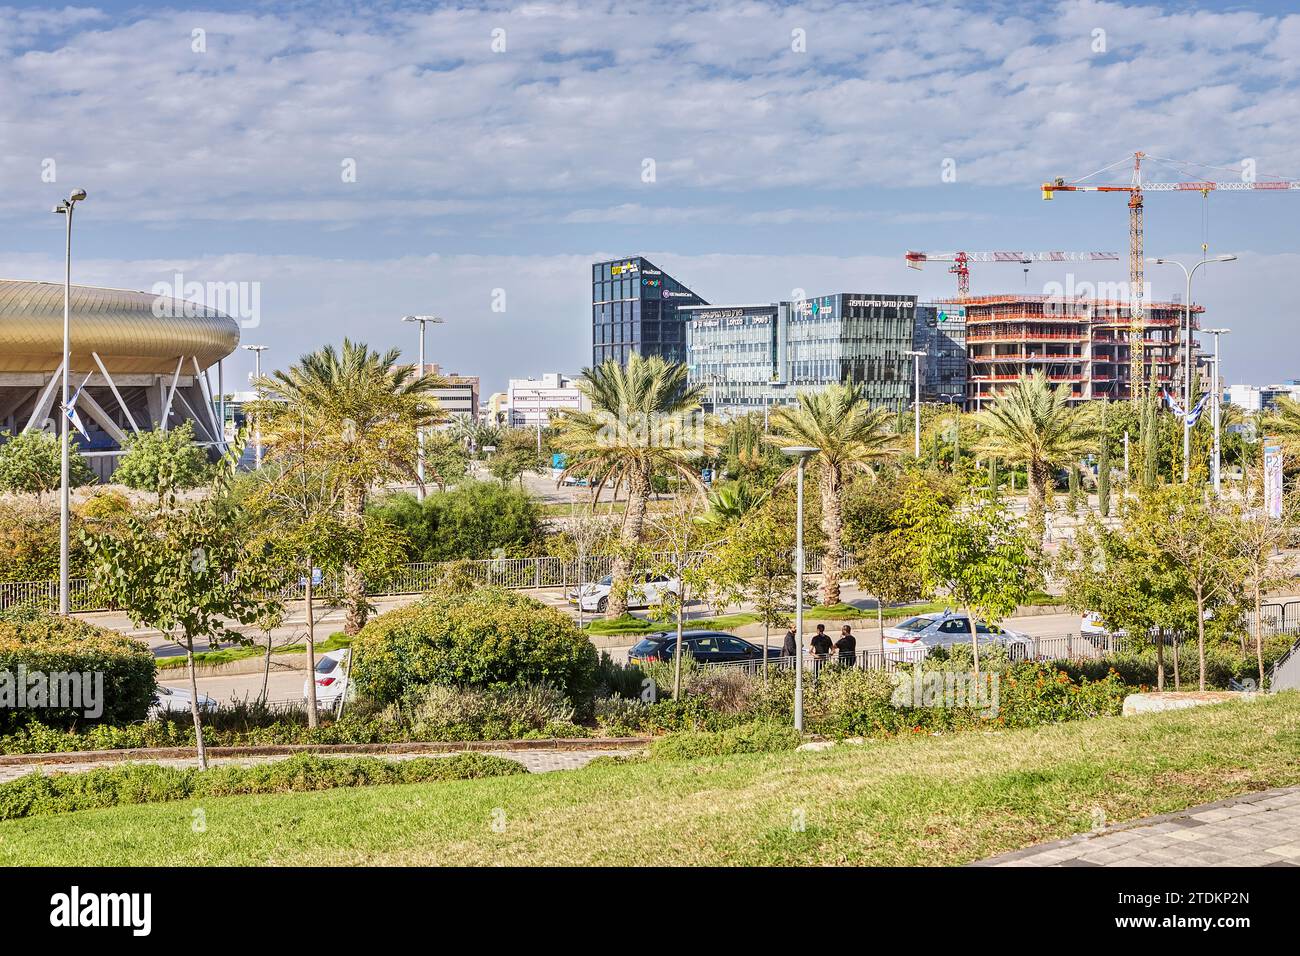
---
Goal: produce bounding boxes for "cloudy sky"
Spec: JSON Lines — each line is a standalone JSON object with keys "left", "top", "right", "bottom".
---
{"left": 1, "top": 0, "right": 1298, "bottom": 393}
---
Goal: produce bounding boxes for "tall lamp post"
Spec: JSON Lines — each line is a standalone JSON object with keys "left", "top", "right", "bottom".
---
{"left": 939, "top": 391, "right": 963, "bottom": 465}
{"left": 1148, "top": 254, "right": 1235, "bottom": 481}
{"left": 1203, "top": 328, "right": 1231, "bottom": 495}
{"left": 402, "top": 314, "right": 444, "bottom": 500}
{"left": 53, "top": 188, "right": 87, "bottom": 617}
{"left": 904, "top": 350, "right": 927, "bottom": 458}
{"left": 781, "top": 445, "right": 819, "bottom": 734}
{"left": 242, "top": 345, "right": 268, "bottom": 468}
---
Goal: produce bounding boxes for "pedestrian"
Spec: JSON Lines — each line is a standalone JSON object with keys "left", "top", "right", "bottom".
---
{"left": 810, "top": 624, "right": 833, "bottom": 658}
{"left": 835, "top": 624, "right": 857, "bottom": 667}
{"left": 781, "top": 627, "right": 797, "bottom": 658}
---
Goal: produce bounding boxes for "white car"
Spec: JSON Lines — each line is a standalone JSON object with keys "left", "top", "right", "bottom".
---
{"left": 568, "top": 573, "right": 681, "bottom": 614}
{"left": 304, "top": 649, "right": 353, "bottom": 710}
{"left": 881, "top": 611, "right": 1032, "bottom": 662}
{"left": 150, "top": 685, "right": 217, "bottom": 719}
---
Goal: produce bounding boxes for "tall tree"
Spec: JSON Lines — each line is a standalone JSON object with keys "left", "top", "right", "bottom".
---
{"left": 765, "top": 382, "right": 900, "bottom": 605}
{"left": 972, "top": 372, "right": 1100, "bottom": 549}
{"left": 551, "top": 354, "right": 715, "bottom": 618}
{"left": 254, "top": 340, "right": 444, "bottom": 634}
{"left": 113, "top": 421, "right": 209, "bottom": 501}
{"left": 0, "top": 430, "right": 95, "bottom": 501}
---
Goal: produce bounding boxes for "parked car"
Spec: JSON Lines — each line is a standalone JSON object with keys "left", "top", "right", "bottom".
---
{"left": 304, "top": 649, "right": 353, "bottom": 710}
{"left": 627, "top": 630, "right": 780, "bottom": 665}
{"left": 568, "top": 573, "right": 680, "bottom": 614}
{"left": 881, "top": 611, "right": 1032, "bottom": 661}
{"left": 149, "top": 684, "right": 217, "bottom": 719}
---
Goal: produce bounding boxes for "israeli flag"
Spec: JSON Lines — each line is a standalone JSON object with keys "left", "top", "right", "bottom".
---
{"left": 1184, "top": 392, "right": 1210, "bottom": 428}
{"left": 63, "top": 373, "right": 92, "bottom": 440}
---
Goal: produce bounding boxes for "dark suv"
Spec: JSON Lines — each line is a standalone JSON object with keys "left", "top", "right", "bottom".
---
{"left": 628, "top": 630, "right": 780, "bottom": 665}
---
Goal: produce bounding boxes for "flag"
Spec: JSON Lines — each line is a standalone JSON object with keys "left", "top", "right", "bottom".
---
{"left": 1184, "top": 392, "right": 1210, "bottom": 428}
{"left": 63, "top": 373, "right": 92, "bottom": 440}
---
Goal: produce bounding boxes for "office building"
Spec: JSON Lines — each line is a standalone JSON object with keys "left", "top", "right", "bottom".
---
{"left": 506, "top": 372, "right": 589, "bottom": 428}
{"left": 414, "top": 363, "right": 479, "bottom": 421}
{"left": 913, "top": 303, "right": 967, "bottom": 406}
{"left": 684, "top": 293, "right": 917, "bottom": 417}
{"left": 591, "top": 256, "right": 706, "bottom": 367}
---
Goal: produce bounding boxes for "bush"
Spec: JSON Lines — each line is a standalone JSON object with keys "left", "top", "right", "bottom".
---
{"left": 0, "top": 615, "right": 155, "bottom": 732}
{"left": 369, "top": 480, "right": 544, "bottom": 562}
{"left": 0, "top": 499, "right": 87, "bottom": 582}
{"left": 0, "top": 430, "right": 95, "bottom": 499}
{"left": 396, "top": 682, "right": 583, "bottom": 740}
{"left": 112, "top": 422, "right": 209, "bottom": 497}
{"left": 0, "top": 752, "right": 526, "bottom": 821}
{"left": 351, "top": 587, "right": 599, "bottom": 704}
{"left": 649, "top": 721, "right": 802, "bottom": 761}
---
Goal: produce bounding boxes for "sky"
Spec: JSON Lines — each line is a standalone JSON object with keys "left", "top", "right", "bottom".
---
{"left": 1, "top": 0, "right": 1298, "bottom": 395}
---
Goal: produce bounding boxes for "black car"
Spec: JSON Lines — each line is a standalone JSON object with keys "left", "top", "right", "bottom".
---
{"left": 628, "top": 630, "right": 781, "bottom": 665}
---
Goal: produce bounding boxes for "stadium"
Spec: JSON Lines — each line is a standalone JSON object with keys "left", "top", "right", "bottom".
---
{"left": 0, "top": 279, "right": 240, "bottom": 480}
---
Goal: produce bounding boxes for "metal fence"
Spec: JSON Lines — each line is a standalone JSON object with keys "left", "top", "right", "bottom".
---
{"left": 0, "top": 548, "right": 861, "bottom": 613}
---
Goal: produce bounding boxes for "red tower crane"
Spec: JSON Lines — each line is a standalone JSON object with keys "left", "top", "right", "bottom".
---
{"left": 1042, "top": 151, "right": 1300, "bottom": 398}
{"left": 904, "top": 250, "right": 1119, "bottom": 297}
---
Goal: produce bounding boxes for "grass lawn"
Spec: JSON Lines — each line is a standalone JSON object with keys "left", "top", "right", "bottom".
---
{"left": 2, "top": 695, "right": 1297, "bottom": 866}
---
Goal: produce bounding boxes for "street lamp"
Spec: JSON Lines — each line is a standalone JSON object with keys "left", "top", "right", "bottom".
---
{"left": 402, "top": 314, "right": 444, "bottom": 500}
{"left": 242, "top": 345, "right": 268, "bottom": 468}
{"left": 781, "top": 445, "right": 819, "bottom": 734}
{"left": 1148, "top": 255, "right": 1235, "bottom": 481}
{"left": 939, "top": 391, "right": 963, "bottom": 465}
{"left": 904, "top": 350, "right": 927, "bottom": 458}
{"left": 52, "top": 188, "right": 87, "bottom": 617}
{"left": 1203, "top": 328, "right": 1231, "bottom": 495}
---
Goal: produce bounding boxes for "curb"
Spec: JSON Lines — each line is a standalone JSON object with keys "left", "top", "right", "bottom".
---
{"left": 0, "top": 736, "right": 655, "bottom": 767}
{"left": 971, "top": 784, "right": 1300, "bottom": 866}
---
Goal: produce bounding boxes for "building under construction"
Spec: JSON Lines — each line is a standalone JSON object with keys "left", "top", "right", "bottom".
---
{"left": 959, "top": 294, "right": 1201, "bottom": 406}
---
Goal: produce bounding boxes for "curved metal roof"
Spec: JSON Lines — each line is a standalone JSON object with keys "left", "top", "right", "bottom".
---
{"left": 0, "top": 279, "right": 240, "bottom": 374}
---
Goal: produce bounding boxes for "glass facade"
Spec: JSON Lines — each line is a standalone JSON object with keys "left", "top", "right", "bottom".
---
{"left": 913, "top": 303, "right": 967, "bottom": 406}
{"left": 591, "top": 256, "right": 706, "bottom": 367}
{"left": 685, "top": 293, "right": 918, "bottom": 416}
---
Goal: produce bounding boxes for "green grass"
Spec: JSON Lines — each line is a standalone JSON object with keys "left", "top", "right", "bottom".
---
{"left": 1, "top": 694, "right": 1296, "bottom": 866}
{"left": 156, "top": 633, "right": 351, "bottom": 670}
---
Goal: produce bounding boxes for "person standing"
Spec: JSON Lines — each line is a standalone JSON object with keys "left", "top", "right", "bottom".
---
{"left": 810, "top": 624, "right": 833, "bottom": 658}
{"left": 835, "top": 624, "right": 857, "bottom": 667}
{"left": 781, "top": 627, "right": 797, "bottom": 658}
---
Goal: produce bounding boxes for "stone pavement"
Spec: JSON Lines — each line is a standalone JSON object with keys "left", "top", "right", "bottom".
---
{"left": 979, "top": 786, "right": 1300, "bottom": 867}
{"left": 0, "top": 747, "right": 640, "bottom": 784}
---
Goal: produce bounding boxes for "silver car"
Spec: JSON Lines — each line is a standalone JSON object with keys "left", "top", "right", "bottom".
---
{"left": 881, "top": 611, "right": 1032, "bottom": 661}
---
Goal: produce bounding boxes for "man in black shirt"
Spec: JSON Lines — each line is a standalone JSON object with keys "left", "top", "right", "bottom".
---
{"left": 781, "top": 628, "right": 797, "bottom": 658}
{"left": 810, "top": 624, "right": 833, "bottom": 657}
{"left": 835, "top": 625, "right": 857, "bottom": 667}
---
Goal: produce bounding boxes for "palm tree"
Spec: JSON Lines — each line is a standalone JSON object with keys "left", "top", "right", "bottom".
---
{"left": 972, "top": 372, "right": 1100, "bottom": 548}
{"left": 695, "top": 481, "right": 766, "bottom": 531}
{"left": 764, "top": 382, "right": 900, "bottom": 605}
{"left": 255, "top": 339, "right": 444, "bottom": 633}
{"left": 551, "top": 354, "right": 715, "bottom": 618}
{"left": 1267, "top": 396, "right": 1300, "bottom": 459}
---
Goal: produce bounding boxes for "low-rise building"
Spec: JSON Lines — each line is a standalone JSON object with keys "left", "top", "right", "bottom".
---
{"left": 506, "top": 372, "right": 589, "bottom": 427}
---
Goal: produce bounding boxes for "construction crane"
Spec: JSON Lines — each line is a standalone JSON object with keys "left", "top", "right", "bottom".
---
{"left": 1042, "top": 151, "right": 1300, "bottom": 399}
{"left": 904, "top": 250, "right": 1119, "bottom": 297}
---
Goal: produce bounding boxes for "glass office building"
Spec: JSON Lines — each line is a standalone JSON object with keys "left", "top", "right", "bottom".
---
{"left": 591, "top": 256, "right": 706, "bottom": 367}
{"left": 684, "top": 293, "right": 918, "bottom": 417}
{"left": 913, "top": 303, "right": 967, "bottom": 407}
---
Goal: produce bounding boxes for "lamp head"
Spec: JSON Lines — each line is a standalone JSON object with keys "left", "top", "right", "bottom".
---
{"left": 69, "top": 188, "right": 87, "bottom": 202}
{"left": 1216, "top": 254, "right": 1237, "bottom": 262}
{"left": 780, "top": 445, "right": 819, "bottom": 459}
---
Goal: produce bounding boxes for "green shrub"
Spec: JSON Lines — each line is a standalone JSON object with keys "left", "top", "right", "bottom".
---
{"left": 112, "top": 422, "right": 209, "bottom": 497}
{"left": 0, "top": 752, "right": 527, "bottom": 820}
{"left": 0, "top": 615, "right": 155, "bottom": 732}
{"left": 369, "top": 481, "right": 544, "bottom": 562}
{"left": 351, "top": 587, "right": 598, "bottom": 703}
{"left": 396, "top": 682, "right": 583, "bottom": 741}
{"left": 649, "top": 721, "right": 802, "bottom": 761}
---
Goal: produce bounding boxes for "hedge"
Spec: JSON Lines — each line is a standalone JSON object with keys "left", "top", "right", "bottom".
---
{"left": 350, "top": 587, "right": 599, "bottom": 704}
{"left": 0, "top": 616, "right": 155, "bottom": 732}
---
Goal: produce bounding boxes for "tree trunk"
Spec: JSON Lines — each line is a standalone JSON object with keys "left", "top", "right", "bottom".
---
{"left": 1171, "top": 628, "right": 1181, "bottom": 691}
{"left": 672, "top": 576, "right": 685, "bottom": 700}
{"left": 1255, "top": 581, "right": 1266, "bottom": 688}
{"left": 967, "top": 611, "right": 981, "bottom": 682}
{"left": 305, "top": 565, "right": 319, "bottom": 729}
{"left": 1155, "top": 628, "right": 1165, "bottom": 692}
{"left": 607, "top": 467, "right": 650, "bottom": 619}
{"left": 1026, "top": 459, "right": 1049, "bottom": 549}
{"left": 342, "top": 481, "right": 368, "bottom": 635}
{"left": 261, "top": 633, "right": 272, "bottom": 702}
{"left": 819, "top": 466, "right": 842, "bottom": 606}
{"left": 185, "top": 635, "right": 208, "bottom": 771}
{"left": 1195, "top": 592, "right": 1207, "bottom": 692}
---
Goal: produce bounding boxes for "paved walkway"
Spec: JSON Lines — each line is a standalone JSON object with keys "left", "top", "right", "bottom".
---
{"left": 0, "top": 748, "right": 639, "bottom": 784}
{"left": 979, "top": 786, "right": 1300, "bottom": 867}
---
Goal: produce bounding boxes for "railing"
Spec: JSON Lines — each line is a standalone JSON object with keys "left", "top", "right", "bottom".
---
{"left": 0, "top": 550, "right": 862, "bottom": 613}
